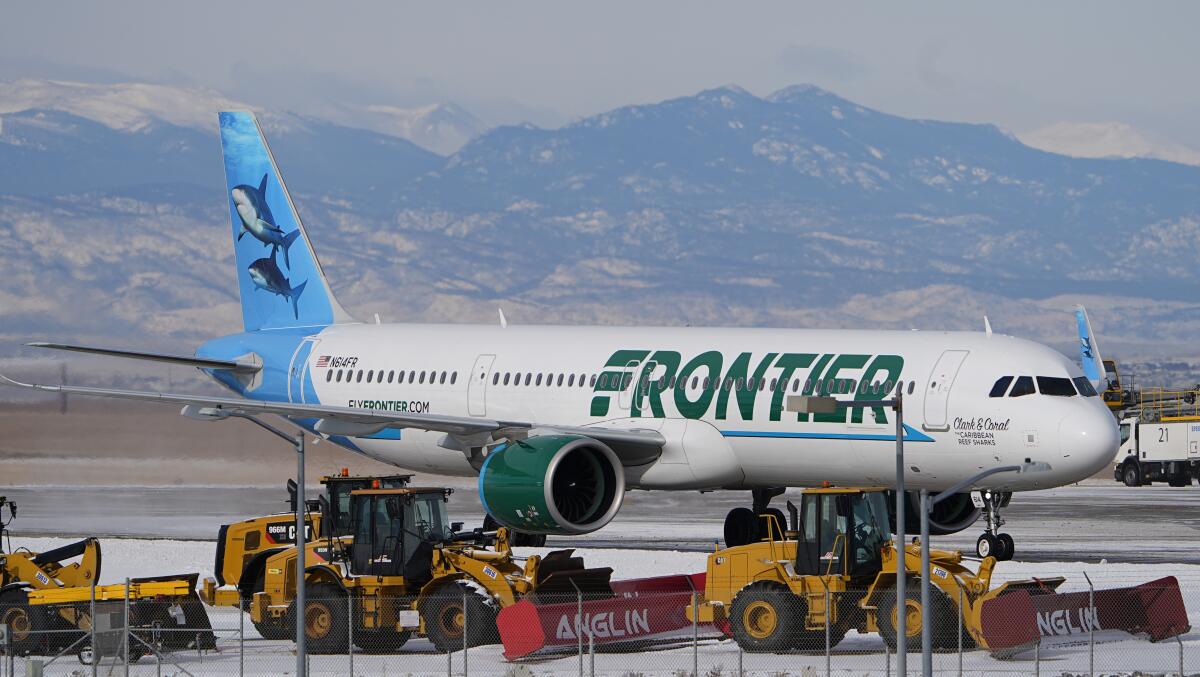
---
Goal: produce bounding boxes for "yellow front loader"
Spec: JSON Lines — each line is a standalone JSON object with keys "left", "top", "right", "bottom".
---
{"left": 694, "top": 487, "right": 1062, "bottom": 652}
{"left": 236, "top": 487, "right": 612, "bottom": 654}
{"left": 0, "top": 497, "right": 215, "bottom": 658}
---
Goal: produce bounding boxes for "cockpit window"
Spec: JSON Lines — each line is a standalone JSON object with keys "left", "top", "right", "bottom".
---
{"left": 988, "top": 376, "right": 1013, "bottom": 398}
{"left": 1037, "top": 376, "right": 1076, "bottom": 397}
{"left": 1009, "top": 376, "right": 1035, "bottom": 397}
{"left": 1073, "top": 376, "right": 1098, "bottom": 397}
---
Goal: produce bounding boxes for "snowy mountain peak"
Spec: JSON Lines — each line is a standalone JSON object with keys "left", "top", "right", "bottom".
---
{"left": 1017, "top": 121, "right": 1200, "bottom": 166}
{"left": 0, "top": 79, "right": 249, "bottom": 133}
{"left": 359, "top": 102, "right": 487, "bottom": 155}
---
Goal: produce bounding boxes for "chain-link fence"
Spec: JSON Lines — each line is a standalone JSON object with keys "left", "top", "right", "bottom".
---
{"left": 1, "top": 577, "right": 1197, "bottom": 676}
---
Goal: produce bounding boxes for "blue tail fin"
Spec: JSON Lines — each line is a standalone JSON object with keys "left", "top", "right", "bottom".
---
{"left": 1074, "top": 304, "right": 1104, "bottom": 390}
{"left": 218, "top": 111, "right": 353, "bottom": 331}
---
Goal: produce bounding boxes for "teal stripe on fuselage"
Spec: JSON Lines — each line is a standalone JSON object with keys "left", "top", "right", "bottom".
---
{"left": 720, "top": 424, "right": 934, "bottom": 442}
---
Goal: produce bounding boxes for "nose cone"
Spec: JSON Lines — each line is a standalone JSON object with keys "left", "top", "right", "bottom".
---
{"left": 1058, "top": 402, "right": 1120, "bottom": 481}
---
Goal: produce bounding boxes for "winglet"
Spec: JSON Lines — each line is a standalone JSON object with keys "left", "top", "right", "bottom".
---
{"left": 983, "top": 315, "right": 992, "bottom": 336}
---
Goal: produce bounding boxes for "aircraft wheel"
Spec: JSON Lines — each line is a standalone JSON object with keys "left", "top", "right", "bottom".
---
{"left": 996, "top": 533, "right": 1015, "bottom": 561}
{"left": 975, "top": 533, "right": 999, "bottom": 559}
{"left": 759, "top": 508, "right": 788, "bottom": 540}
{"left": 1123, "top": 464, "right": 1141, "bottom": 487}
{"left": 724, "top": 507, "right": 759, "bottom": 547}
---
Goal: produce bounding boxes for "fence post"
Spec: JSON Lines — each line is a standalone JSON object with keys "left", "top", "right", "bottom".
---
{"left": 239, "top": 599, "right": 245, "bottom": 677}
{"left": 1178, "top": 633, "right": 1185, "bottom": 677}
{"left": 446, "top": 634, "right": 452, "bottom": 677}
{"left": 824, "top": 588, "right": 831, "bottom": 677}
{"left": 347, "top": 594, "right": 353, "bottom": 677}
{"left": 577, "top": 587, "right": 586, "bottom": 676}
{"left": 1034, "top": 638, "right": 1040, "bottom": 677}
{"left": 462, "top": 588, "right": 468, "bottom": 677}
{"left": 90, "top": 582, "right": 97, "bottom": 677}
{"left": 738, "top": 641, "right": 744, "bottom": 677}
{"left": 692, "top": 590, "right": 699, "bottom": 677}
{"left": 957, "top": 586, "right": 963, "bottom": 677}
{"left": 123, "top": 577, "right": 130, "bottom": 677}
{"left": 885, "top": 632, "right": 890, "bottom": 677}
{"left": 1084, "top": 571, "right": 1095, "bottom": 677}
{"left": 589, "top": 629, "right": 595, "bottom": 677}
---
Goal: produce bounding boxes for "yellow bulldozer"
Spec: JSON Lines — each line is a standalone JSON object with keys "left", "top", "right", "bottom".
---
{"left": 694, "top": 486, "right": 1062, "bottom": 652}
{"left": 204, "top": 486, "right": 611, "bottom": 653}
{"left": 0, "top": 496, "right": 215, "bottom": 659}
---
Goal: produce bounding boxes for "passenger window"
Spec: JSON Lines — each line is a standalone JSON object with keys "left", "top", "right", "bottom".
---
{"left": 450, "top": 372, "right": 457, "bottom": 385}
{"left": 336, "top": 369, "right": 343, "bottom": 382}
{"left": 439, "top": 372, "right": 447, "bottom": 384}
{"left": 567, "top": 374, "right": 575, "bottom": 387}
{"left": 388, "top": 370, "right": 395, "bottom": 383}
{"left": 589, "top": 375, "right": 597, "bottom": 387}
{"left": 326, "top": 370, "right": 333, "bottom": 382}
{"left": 492, "top": 372, "right": 499, "bottom": 385}
{"left": 536, "top": 373, "right": 543, "bottom": 386}
{"left": 408, "top": 370, "right": 416, "bottom": 383}
{"left": 557, "top": 374, "right": 564, "bottom": 387}
{"left": 1009, "top": 376, "right": 1035, "bottom": 397}
{"left": 356, "top": 370, "right": 364, "bottom": 383}
{"left": 1072, "top": 376, "right": 1098, "bottom": 397}
{"left": 397, "top": 371, "right": 406, "bottom": 383}
{"left": 1037, "top": 376, "right": 1076, "bottom": 397}
{"left": 988, "top": 376, "right": 1013, "bottom": 398}
{"left": 524, "top": 373, "right": 532, "bottom": 386}
{"left": 691, "top": 376, "right": 699, "bottom": 390}
{"left": 792, "top": 379, "right": 800, "bottom": 393}
{"left": 419, "top": 371, "right": 426, "bottom": 384}
{"left": 367, "top": 370, "right": 374, "bottom": 383}
{"left": 907, "top": 381, "right": 915, "bottom": 395}
{"left": 503, "top": 373, "right": 511, "bottom": 386}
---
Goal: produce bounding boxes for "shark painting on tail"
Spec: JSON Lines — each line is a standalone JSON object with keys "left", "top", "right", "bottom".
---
{"left": 231, "top": 174, "right": 302, "bottom": 269}
{"left": 247, "top": 257, "right": 307, "bottom": 319}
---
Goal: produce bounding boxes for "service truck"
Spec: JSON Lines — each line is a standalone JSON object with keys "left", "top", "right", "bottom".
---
{"left": 1113, "top": 416, "right": 1200, "bottom": 487}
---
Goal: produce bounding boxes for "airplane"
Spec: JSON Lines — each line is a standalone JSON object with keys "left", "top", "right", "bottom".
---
{"left": 2, "top": 111, "right": 1120, "bottom": 562}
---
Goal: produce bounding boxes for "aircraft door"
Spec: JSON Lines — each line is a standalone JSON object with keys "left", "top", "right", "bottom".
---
{"left": 922, "top": 350, "right": 969, "bottom": 431}
{"left": 617, "top": 359, "right": 642, "bottom": 411}
{"left": 288, "top": 337, "right": 320, "bottom": 404}
{"left": 468, "top": 354, "right": 495, "bottom": 416}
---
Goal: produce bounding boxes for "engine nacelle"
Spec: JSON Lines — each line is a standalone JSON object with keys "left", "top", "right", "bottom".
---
{"left": 479, "top": 434, "right": 625, "bottom": 535}
{"left": 888, "top": 491, "right": 981, "bottom": 536}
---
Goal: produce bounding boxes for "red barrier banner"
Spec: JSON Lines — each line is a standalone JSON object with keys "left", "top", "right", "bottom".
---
{"left": 498, "top": 573, "right": 714, "bottom": 659}
{"left": 979, "top": 576, "right": 1189, "bottom": 654}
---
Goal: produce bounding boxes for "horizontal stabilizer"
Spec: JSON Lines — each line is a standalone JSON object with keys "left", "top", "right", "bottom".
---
{"left": 27, "top": 342, "right": 261, "bottom": 374}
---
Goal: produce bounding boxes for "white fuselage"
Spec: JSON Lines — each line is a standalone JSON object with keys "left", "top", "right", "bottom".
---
{"left": 272, "top": 323, "right": 1119, "bottom": 494}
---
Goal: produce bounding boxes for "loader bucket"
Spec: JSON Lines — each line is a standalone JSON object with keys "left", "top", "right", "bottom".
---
{"left": 128, "top": 573, "right": 217, "bottom": 650}
{"left": 530, "top": 549, "right": 614, "bottom": 601}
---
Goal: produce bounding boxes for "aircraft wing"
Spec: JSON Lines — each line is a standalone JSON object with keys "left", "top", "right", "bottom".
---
{"left": 0, "top": 373, "right": 664, "bottom": 464}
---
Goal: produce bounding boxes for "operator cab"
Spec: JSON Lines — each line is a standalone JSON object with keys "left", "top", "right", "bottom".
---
{"left": 349, "top": 488, "right": 453, "bottom": 582}
{"left": 795, "top": 488, "right": 890, "bottom": 581}
{"left": 321, "top": 474, "right": 412, "bottom": 538}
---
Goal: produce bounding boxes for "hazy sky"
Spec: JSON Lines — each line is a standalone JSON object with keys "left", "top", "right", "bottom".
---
{"left": 4, "top": 2, "right": 1199, "bottom": 144}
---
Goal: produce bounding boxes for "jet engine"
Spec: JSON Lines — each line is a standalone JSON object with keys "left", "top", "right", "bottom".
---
{"left": 888, "top": 490, "right": 981, "bottom": 535}
{"left": 479, "top": 434, "right": 625, "bottom": 535}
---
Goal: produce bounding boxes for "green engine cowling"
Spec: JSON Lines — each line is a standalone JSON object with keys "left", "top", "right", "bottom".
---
{"left": 479, "top": 434, "right": 625, "bottom": 535}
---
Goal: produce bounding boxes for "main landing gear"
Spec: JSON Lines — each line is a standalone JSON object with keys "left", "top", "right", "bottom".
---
{"left": 975, "top": 491, "right": 1014, "bottom": 561}
{"left": 724, "top": 488, "right": 787, "bottom": 548}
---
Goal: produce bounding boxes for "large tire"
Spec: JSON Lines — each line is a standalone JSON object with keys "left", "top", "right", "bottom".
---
{"left": 878, "top": 584, "right": 961, "bottom": 652}
{"left": 729, "top": 581, "right": 809, "bottom": 653}
{"left": 419, "top": 583, "right": 499, "bottom": 653}
{"left": 253, "top": 618, "right": 291, "bottom": 640}
{"left": 286, "top": 584, "right": 349, "bottom": 654}
{"left": 354, "top": 629, "right": 412, "bottom": 653}
{"left": 1123, "top": 464, "right": 1141, "bottom": 487}
{"left": 0, "top": 589, "right": 46, "bottom": 656}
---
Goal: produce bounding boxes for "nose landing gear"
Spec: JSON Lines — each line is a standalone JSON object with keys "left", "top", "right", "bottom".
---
{"left": 975, "top": 491, "right": 1014, "bottom": 561}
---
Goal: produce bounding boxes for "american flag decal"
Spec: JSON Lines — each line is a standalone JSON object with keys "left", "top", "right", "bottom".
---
{"left": 315, "top": 355, "right": 330, "bottom": 368}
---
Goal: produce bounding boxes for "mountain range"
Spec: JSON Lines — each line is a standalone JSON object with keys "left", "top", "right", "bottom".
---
{"left": 2, "top": 79, "right": 1200, "bottom": 388}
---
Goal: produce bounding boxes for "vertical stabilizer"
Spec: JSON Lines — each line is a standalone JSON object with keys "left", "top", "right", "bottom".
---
{"left": 1075, "top": 305, "right": 1104, "bottom": 389}
{"left": 218, "top": 111, "right": 353, "bottom": 331}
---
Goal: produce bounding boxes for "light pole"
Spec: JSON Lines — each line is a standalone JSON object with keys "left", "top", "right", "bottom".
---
{"left": 918, "top": 461, "right": 1051, "bottom": 676}
{"left": 182, "top": 406, "right": 309, "bottom": 677}
{"left": 789, "top": 389, "right": 905, "bottom": 676}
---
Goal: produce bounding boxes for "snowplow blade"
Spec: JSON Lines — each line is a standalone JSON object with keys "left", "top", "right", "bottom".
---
{"left": 979, "top": 575, "right": 1189, "bottom": 655}
{"left": 127, "top": 573, "right": 217, "bottom": 650}
{"left": 499, "top": 572, "right": 718, "bottom": 660}
{"left": 529, "top": 549, "right": 615, "bottom": 601}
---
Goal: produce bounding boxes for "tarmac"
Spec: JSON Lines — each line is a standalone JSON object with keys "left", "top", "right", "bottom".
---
{"left": 5, "top": 480, "right": 1196, "bottom": 563}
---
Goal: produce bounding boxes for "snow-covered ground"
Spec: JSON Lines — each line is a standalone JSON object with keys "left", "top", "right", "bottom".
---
{"left": 8, "top": 537, "right": 1200, "bottom": 675}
